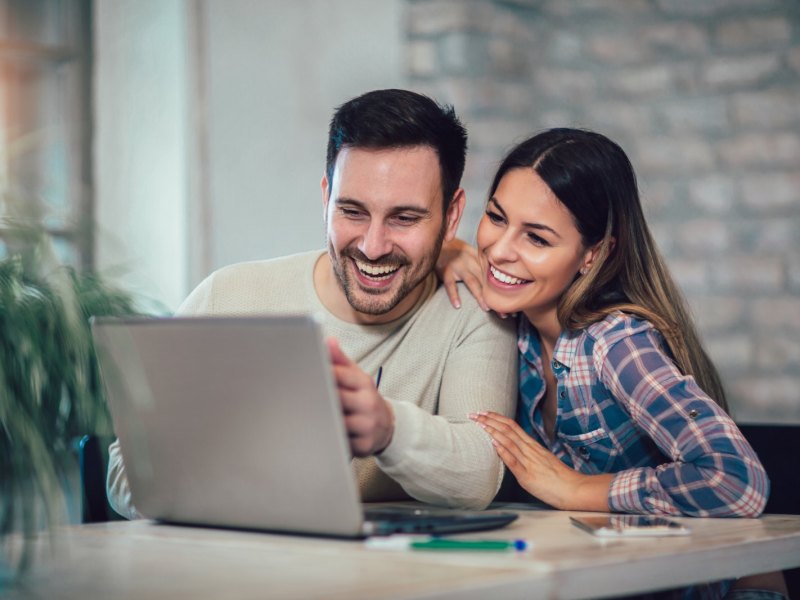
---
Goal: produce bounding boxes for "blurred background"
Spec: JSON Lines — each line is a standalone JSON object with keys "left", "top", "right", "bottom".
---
{"left": 1, "top": 0, "right": 798, "bottom": 423}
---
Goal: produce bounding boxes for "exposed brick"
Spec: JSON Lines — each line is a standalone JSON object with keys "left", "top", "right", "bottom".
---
{"left": 664, "top": 258, "right": 709, "bottom": 293}
{"left": 533, "top": 67, "right": 598, "bottom": 100}
{"left": 583, "top": 102, "right": 653, "bottom": 134}
{"left": 754, "top": 334, "right": 800, "bottom": 372}
{"left": 728, "top": 377, "right": 800, "bottom": 423}
{"left": 688, "top": 176, "right": 737, "bottom": 214}
{"left": 789, "top": 46, "right": 800, "bottom": 75}
{"left": 407, "top": 0, "right": 493, "bottom": 36}
{"left": 702, "top": 55, "right": 780, "bottom": 88}
{"left": 586, "top": 36, "right": 646, "bottom": 65}
{"left": 674, "top": 218, "right": 731, "bottom": 255}
{"left": 588, "top": 23, "right": 711, "bottom": 64}
{"left": 710, "top": 256, "right": 785, "bottom": 292}
{"left": 641, "top": 23, "right": 710, "bottom": 56}
{"left": 542, "top": 0, "right": 649, "bottom": 17}
{"left": 705, "top": 334, "right": 753, "bottom": 370}
{"left": 407, "top": 39, "right": 438, "bottom": 77}
{"left": 688, "top": 295, "right": 747, "bottom": 331}
{"left": 468, "top": 117, "right": 535, "bottom": 150}
{"left": 789, "top": 253, "right": 800, "bottom": 294}
{"left": 610, "top": 65, "right": 676, "bottom": 97}
{"left": 487, "top": 37, "right": 531, "bottom": 77}
{"left": 440, "top": 32, "right": 486, "bottom": 75}
{"left": 740, "top": 173, "right": 800, "bottom": 212}
{"left": 656, "top": 0, "right": 783, "bottom": 17}
{"left": 715, "top": 17, "right": 792, "bottom": 50}
{"left": 635, "top": 136, "right": 715, "bottom": 173}
{"left": 741, "top": 218, "right": 798, "bottom": 254}
{"left": 658, "top": 97, "right": 730, "bottom": 134}
{"left": 640, "top": 179, "right": 679, "bottom": 219}
{"left": 544, "top": 31, "right": 583, "bottom": 63}
{"left": 751, "top": 297, "right": 800, "bottom": 331}
{"left": 731, "top": 91, "right": 800, "bottom": 128}
{"left": 719, "top": 133, "right": 800, "bottom": 168}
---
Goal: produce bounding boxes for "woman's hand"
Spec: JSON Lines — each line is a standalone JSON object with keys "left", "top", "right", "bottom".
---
{"left": 435, "top": 238, "right": 487, "bottom": 311}
{"left": 469, "top": 411, "right": 613, "bottom": 512}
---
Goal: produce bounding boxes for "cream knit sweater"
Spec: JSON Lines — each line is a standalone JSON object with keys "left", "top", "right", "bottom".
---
{"left": 107, "top": 250, "right": 517, "bottom": 517}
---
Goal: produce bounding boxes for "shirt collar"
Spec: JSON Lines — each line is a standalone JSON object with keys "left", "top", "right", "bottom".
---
{"left": 518, "top": 318, "right": 582, "bottom": 370}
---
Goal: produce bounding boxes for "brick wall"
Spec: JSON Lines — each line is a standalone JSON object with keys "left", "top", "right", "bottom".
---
{"left": 406, "top": 0, "right": 800, "bottom": 423}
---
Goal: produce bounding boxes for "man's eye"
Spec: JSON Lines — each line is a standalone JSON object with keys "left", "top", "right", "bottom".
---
{"left": 393, "top": 215, "right": 420, "bottom": 225}
{"left": 341, "top": 208, "right": 364, "bottom": 218}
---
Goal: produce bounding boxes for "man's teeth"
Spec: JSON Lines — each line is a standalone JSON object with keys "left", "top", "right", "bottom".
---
{"left": 355, "top": 259, "right": 400, "bottom": 278}
{"left": 490, "top": 265, "right": 529, "bottom": 285}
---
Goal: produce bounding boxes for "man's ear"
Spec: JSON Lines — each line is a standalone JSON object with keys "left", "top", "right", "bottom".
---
{"left": 443, "top": 188, "right": 466, "bottom": 242}
{"left": 321, "top": 174, "right": 330, "bottom": 215}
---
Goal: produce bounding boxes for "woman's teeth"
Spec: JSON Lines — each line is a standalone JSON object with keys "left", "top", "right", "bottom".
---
{"left": 490, "top": 265, "right": 529, "bottom": 285}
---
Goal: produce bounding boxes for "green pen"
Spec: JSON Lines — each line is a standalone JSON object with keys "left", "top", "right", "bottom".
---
{"left": 366, "top": 537, "right": 530, "bottom": 552}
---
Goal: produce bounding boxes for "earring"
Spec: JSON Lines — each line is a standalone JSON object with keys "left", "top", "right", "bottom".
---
{"left": 580, "top": 267, "right": 589, "bottom": 276}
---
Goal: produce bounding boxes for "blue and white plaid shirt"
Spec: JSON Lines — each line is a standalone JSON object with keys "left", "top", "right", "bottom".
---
{"left": 517, "top": 311, "right": 769, "bottom": 518}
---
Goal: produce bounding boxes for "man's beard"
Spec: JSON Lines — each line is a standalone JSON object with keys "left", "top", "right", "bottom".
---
{"left": 328, "top": 229, "right": 445, "bottom": 316}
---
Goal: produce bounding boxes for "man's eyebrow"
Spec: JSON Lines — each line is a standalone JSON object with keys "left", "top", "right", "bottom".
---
{"left": 488, "top": 197, "right": 562, "bottom": 239}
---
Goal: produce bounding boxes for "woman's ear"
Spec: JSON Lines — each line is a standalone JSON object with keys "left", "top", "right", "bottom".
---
{"left": 582, "top": 237, "right": 615, "bottom": 273}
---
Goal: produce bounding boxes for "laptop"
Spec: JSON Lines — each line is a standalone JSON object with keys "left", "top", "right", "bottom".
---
{"left": 91, "top": 315, "right": 518, "bottom": 537}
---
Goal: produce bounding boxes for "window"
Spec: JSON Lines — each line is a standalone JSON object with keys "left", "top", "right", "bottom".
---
{"left": 0, "top": 0, "right": 92, "bottom": 269}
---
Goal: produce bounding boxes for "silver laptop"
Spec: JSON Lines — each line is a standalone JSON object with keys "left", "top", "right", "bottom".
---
{"left": 91, "top": 315, "right": 517, "bottom": 537}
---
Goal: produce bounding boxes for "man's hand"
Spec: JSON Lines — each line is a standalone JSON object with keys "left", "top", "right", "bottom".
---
{"left": 327, "top": 338, "right": 395, "bottom": 456}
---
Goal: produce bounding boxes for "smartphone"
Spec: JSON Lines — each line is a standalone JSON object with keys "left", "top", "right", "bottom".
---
{"left": 570, "top": 514, "right": 691, "bottom": 537}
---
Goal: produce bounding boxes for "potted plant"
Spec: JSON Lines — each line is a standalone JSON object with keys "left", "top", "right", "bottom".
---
{"left": 0, "top": 221, "right": 138, "bottom": 576}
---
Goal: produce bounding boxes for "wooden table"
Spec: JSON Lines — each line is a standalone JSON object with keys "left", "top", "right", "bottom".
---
{"left": 5, "top": 505, "right": 800, "bottom": 599}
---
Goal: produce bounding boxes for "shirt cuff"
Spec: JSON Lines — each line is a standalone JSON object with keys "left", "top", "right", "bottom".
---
{"left": 608, "top": 468, "right": 650, "bottom": 513}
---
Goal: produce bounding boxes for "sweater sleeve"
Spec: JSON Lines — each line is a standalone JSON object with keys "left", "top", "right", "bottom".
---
{"left": 375, "top": 309, "right": 518, "bottom": 510}
{"left": 598, "top": 327, "right": 769, "bottom": 517}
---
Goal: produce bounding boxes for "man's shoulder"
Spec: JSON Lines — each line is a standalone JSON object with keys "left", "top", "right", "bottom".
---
{"left": 211, "top": 249, "right": 322, "bottom": 281}
{"left": 181, "top": 250, "right": 323, "bottom": 315}
{"left": 417, "top": 281, "right": 515, "bottom": 336}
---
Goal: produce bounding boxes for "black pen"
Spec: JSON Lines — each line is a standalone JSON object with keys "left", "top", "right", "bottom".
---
{"left": 375, "top": 366, "right": 383, "bottom": 389}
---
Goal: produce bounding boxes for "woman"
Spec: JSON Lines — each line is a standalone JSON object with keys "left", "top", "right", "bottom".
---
{"left": 438, "top": 128, "right": 784, "bottom": 599}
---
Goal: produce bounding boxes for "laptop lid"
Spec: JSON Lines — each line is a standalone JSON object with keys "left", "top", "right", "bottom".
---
{"left": 92, "top": 315, "right": 517, "bottom": 537}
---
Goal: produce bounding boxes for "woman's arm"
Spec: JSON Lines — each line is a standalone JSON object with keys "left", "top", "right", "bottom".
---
{"left": 598, "top": 326, "right": 769, "bottom": 517}
{"left": 470, "top": 411, "right": 615, "bottom": 511}
{"left": 435, "top": 238, "right": 488, "bottom": 311}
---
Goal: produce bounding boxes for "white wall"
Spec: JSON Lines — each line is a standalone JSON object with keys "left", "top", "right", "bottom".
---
{"left": 94, "top": 0, "right": 189, "bottom": 312}
{"left": 94, "top": 0, "right": 404, "bottom": 312}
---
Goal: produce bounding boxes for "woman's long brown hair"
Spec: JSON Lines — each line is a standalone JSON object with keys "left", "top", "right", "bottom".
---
{"left": 489, "top": 129, "right": 727, "bottom": 411}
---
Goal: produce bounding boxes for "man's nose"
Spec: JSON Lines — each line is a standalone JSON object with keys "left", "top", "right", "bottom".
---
{"left": 358, "top": 220, "right": 393, "bottom": 259}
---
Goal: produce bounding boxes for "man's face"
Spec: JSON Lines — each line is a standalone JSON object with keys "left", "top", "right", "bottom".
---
{"left": 323, "top": 145, "right": 462, "bottom": 323}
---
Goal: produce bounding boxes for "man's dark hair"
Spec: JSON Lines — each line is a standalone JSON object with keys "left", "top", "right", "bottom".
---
{"left": 326, "top": 89, "right": 468, "bottom": 211}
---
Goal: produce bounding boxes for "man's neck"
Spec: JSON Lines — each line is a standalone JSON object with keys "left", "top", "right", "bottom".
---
{"left": 313, "top": 253, "right": 428, "bottom": 325}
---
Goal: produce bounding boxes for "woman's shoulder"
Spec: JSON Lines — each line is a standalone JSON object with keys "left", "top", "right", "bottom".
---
{"left": 584, "top": 310, "right": 660, "bottom": 346}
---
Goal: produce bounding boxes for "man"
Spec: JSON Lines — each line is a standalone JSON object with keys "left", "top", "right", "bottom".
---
{"left": 107, "top": 89, "right": 517, "bottom": 519}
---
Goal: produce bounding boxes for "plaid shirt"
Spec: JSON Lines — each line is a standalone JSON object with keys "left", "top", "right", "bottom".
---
{"left": 517, "top": 312, "right": 769, "bottom": 518}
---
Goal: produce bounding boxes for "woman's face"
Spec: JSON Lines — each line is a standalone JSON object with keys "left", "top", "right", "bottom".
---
{"left": 476, "top": 168, "right": 596, "bottom": 325}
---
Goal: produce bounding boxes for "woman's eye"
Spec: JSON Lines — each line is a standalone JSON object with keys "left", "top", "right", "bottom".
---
{"left": 486, "top": 210, "right": 504, "bottom": 224}
{"left": 527, "top": 233, "right": 549, "bottom": 247}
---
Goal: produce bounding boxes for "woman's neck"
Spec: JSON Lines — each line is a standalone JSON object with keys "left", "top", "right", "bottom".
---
{"left": 524, "top": 308, "right": 563, "bottom": 357}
